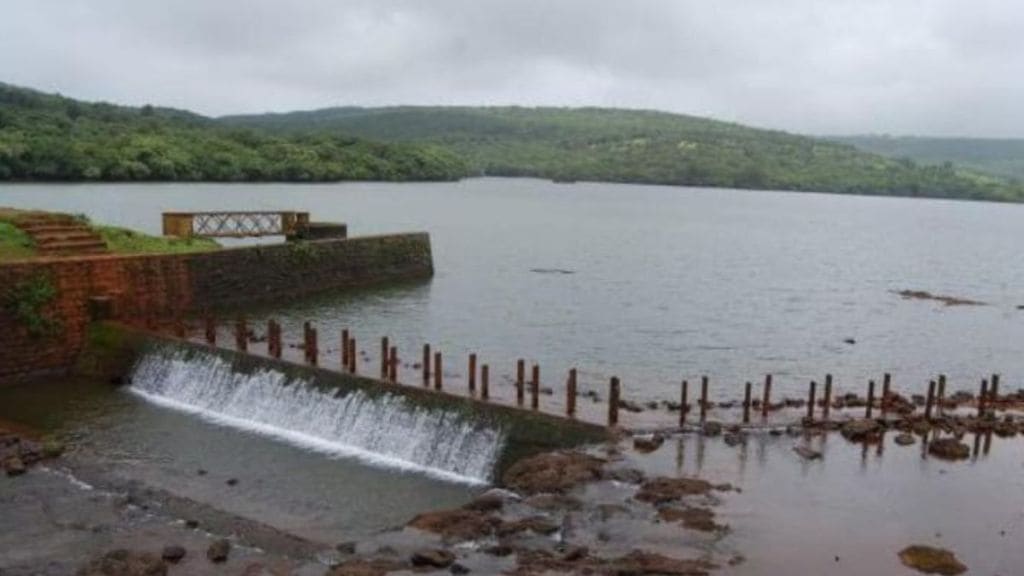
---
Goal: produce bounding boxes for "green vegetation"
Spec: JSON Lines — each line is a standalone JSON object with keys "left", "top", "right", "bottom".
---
{"left": 0, "top": 220, "right": 35, "bottom": 260}
{"left": 830, "top": 135, "right": 1024, "bottom": 182}
{"left": 0, "top": 83, "right": 468, "bottom": 182}
{"left": 96, "top": 225, "right": 219, "bottom": 255}
{"left": 3, "top": 273, "right": 60, "bottom": 337}
{"left": 222, "top": 106, "right": 1024, "bottom": 202}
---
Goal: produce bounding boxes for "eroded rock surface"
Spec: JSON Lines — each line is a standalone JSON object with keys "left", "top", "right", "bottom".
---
{"left": 898, "top": 545, "right": 967, "bottom": 575}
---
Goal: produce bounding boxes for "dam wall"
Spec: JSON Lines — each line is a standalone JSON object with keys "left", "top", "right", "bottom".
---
{"left": 79, "top": 324, "right": 610, "bottom": 479}
{"left": 0, "top": 233, "right": 433, "bottom": 381}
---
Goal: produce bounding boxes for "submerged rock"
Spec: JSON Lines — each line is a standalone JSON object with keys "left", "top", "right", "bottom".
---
{"left": 501, "top": 451, "right": 605, "bottom": 494}
{"left": 928, "top": 438, "right": 970, "bottom": 461}
{"left": 657, "top": 506, "right": 726, "bottom": 532}
{"left": 206, "top": 538, "right": 231, "bottom": 563}
{"left": 635, "top": 477, "right": 714, "bottom": 504}
{"left": 160, "top": 545, "right": 186, "bottom": 563}
{"left": 633, "top": 433, "right": 665, "bottom": 453}
{"left": 407, "top": 508, "right": 501, "bottom": 541}
{"left": 702, "top": 422, "right": 723, "bottom": 437}
{"left": 894, "top": 433, "right": 917, "bottom": 446}
{"left": 410, "top": 548, "right": 455, "bottom": 568}
{"left": 792, "top": 446, "right": 822, "bottom": 460}
{"left": 841, "top": 419, "right": 881, "bottom": 442}
{"left": 898, "top": 545, "right": 967, "bottom": 575}
{"left": 77, "top": 549, "right": 167, "bottom": 576}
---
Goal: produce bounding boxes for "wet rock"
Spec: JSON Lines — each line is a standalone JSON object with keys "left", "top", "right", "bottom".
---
{"left": 498, "top": 516, "right": 560, "bottom": 536}
{"left": 723, "top": 432, "right": 745, "bottom": 447}
{"left": 4, "top": 456, "right": 26, "bottom": 476}
{"left": 702, "top": 422, "right": 722, "bottom": 437}
{"left": 42, "top": 438, "right": 65, "bottom": 458}
{"left": 207, "top": 538, "right": 231, "bottom": 563}
{"left": 408, "top": 508, "right": 501, "bottom": 541}
{"left": 993, "top": 420, "right": 1018, "bottom": 437}
{"left": 325, "top": 558, "right": 406, "bottom": 576}
{"left": 840, "top": 419, "right": 881, "bottom": 442}
{"left": 633, "top": 433, "right": 665, "bottom": 453}
{"left": 483, "top": 544, "right": 514, "bottom": 557}
{"left": 657, "top": 506, "right": 725, "bottom": 532}
{"left": 609, "top": 550, "right": 715, "bottom": 575}
{"left": 912, "top": 420, "right": 933, "bottom": 435}
{"left": 928, "top": 438, "right": 970, "bottom": 461}
{"left": 618, "top": 399, "right": 644, "bottom": 413}
{"left": 335, "top": 542, "right": 357, "bottom": 555}
{"left": 898, "top": 545, "right": 967, "bottom": 575}
{"left": 449, "top": 562, "right": 470, "bottom": 574}
{"left": 792, "top": 446, "right": 822, "bottom": 460}
{"left": 184, "top": 519, "right": 200, "bottom": 529}
{"left": 502, "top": 451, "right": 605, "bottom": 494}
{"left": 635, "top": 477, "right": 714, "bottom": 504}
{"left": 463, "top": 491, "right": 506, "bottom": 512}
{"left": 160, "top": 545, "right": 186, "bottom": 563}
{"left": 558, "top": 545, "right": 589, "bottom": 562}
{"left": 604, "top": 467, "right": 646, "bottom": 484}
{"left": 524, "top": 493, "right": 583, "bottom": 510}
{"left": 894, "top": 433, "right": 917, "bottom": 446}
{"left": 411, "top": 548, "right": 456, "bottom": 568}
{"left": 77, "top": 549, "right": 167, "bottom": 576}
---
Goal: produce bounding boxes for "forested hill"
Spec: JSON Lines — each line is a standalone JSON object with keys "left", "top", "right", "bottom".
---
{"left": 830, "top": 135, "right": 1024, "bottom": 182}
{"left": 222, "top": 106, "right": 1024, "bottom": 202}
{"left": 0, "top": 84, "right": 468, "bottom": 182}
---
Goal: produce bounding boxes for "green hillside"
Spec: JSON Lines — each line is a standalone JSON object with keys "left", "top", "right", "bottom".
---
{"left": 0, "top": 84, "right": 468, "bottom": 182}
{"left": 830, "top": 135, "right": 1024, "bottom": 182}
{"left": 223, "top": 106, "right": 1024, "bottom": 201}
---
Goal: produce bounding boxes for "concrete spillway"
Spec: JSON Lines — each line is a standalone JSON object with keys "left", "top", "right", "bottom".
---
{"left": 129, "top": 346, "right": 506, "bottom": 484}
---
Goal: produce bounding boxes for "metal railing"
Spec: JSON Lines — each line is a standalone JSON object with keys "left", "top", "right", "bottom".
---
{"left": 161, "top": 211, "right": 310, "bottom": 238}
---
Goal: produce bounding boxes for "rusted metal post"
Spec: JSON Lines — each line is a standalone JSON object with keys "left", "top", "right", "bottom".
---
{"left": 882, "top": 374, "right": 891, "bottom": 415}
{"left": 468, "top": 353, "right": 477, "bottom": 394}
{"left": 822, "top": 375, "right": 832, "bottom": 420}
{"left": 700, "top": 376, "right": 709, "bottom": 423}
{"left": 516, "top": 359, "right": 525, "bottom": 406}
{"left": 302, "top": 322, "right": 312, "bottom": 363}
{"left": 530, "top": 364, "right": 540, "bottom": 410}
{"left": 680, "top": 380, "right": 689, "bottom": 426}
{"left": 924, "top": 380, "right": 936, "bottom": 421}
{"left": 743, "top": 381, "right": 752, "bottom": 424}
{"left": 380, "top": 337, "right": 389, "bottom": 379}
{"left": 205, "top": 315, "right": 216, "bottom": 345}
{"left": 422, "top": 344, "right": 431, "bottom": 386}
{"left": 348, "top": 337, "right": 357, "bottom": 374}
{"left": 978, "top": 379, "right": 988, "bottom": 417}
{"left": 341, "top": 329, "right": 349, "bottom": 369}
{"left": 236, "top": 318, "right": 248, "bottom": 352}
{"left": 807, "top": 381, "right": 817, "bottom": 421}
{"left": 761, "top": 374, "right": 772, "bottom": 419}
{"left": 389, "top": 346, "right": 398, "bottom": 382}
{"left": 567, "top": 368, "right": 578, "bottom": 417}
{"left": 937, "top": 374, "right": 947, "bottom": 414}
{"left": 990, "top": 374, "right": 1000, "bottom": 410}
{"left": 434, "top": 352, "right": 443, "bottom": 391}
{"left": 866, "top": 380, "right": 875, "bottom": 419}
{"left": 307, "top": 328, "right": 318, "bottom": 366}
{"left": 481, "top": 364, "right": 490, "bottom": 400}
{"left": 608, "top": 377, "right": 620, "bottom": 427}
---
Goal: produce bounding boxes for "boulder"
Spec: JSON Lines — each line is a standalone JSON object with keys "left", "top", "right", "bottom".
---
{"left": 702, "top": 422, "right": 722, "bottom": 437}
{"left": 160, "top": 545, "right": 186, "bottom": 563}
{"left": 410, "top": 548, "right": 455, "bottom": 568}
{"left": 840, "top": 419, "right": 881, "bottom": 442}
{"left": 206, "top": 538, "right": 231, "bottom": 563}
{"left": 928, "top": 438, "right": 970, "bottom": 461}
{"left": 898, "top": 545, "right": 967, "bottom": 575}
{"left": 894, "top": 433, "right": 916, "bottom": 446}
{"left": 502, "top": 451, "right": 605, "bottom": 494}
{"left": 497, "top": 516, "right": 559, "bottom": 537}
{"left": 407, "top": 508, "right": 501, "bottom": 541}
{"left": 77, "top": 549, "right": 167, "bottom": 576}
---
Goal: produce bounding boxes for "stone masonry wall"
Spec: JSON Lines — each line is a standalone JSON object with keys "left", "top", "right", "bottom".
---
{"left": 0, "top": 233, "right": 432, "bottom": 381}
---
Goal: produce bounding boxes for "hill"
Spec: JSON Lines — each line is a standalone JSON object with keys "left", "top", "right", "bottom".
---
{"left": 222, "top": 106, "right": 1024, "bottom": 201}
{"left": 830, "top": 135, "right": 1024, "bottom": 182}
{"left": 0, "top": 84, "right": 468, "bottom": 182}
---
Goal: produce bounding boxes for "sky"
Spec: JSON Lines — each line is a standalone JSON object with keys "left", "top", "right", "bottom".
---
{"left": 1, "top": 0, "right": 1021, "bottom": 137}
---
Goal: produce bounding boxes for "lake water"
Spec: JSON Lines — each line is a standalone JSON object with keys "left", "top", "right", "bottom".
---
{"left": 2, "top": 178, "right": 1021, "bottom": 407}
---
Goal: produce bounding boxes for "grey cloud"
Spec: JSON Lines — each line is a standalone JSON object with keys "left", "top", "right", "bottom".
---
{"left": 0, "top": 0, "right": 1021, "bottom": 136}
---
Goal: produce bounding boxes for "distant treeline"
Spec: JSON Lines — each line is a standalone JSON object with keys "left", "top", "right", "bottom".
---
{"left": 0, "top": 84, "right": 468, "bottom": 182}
{"left": 829, "top": 135, "right": 1024, "bottom": 183}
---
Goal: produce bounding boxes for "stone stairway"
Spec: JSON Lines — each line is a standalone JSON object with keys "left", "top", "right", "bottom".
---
{"left": 14, "top": 214, "right": 109, "bottom": 257}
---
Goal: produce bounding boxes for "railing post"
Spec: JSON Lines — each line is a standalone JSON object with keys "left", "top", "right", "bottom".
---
{"left": 608, "top": 377, "right": 620, "bottom": 427}
{"left": 530, "top": 364, "right": 540, "bottom": 410}
{"left": 434, "top": 352, "right": 443, "bottom": 391}
{"left": 468, "top": 353, "right": 477, "bottom": 395}
{"left": 567, "top": 368, "right": 577, "bottom": 417}
{"left": 235, "top": 318, "right": 248, "bottom": 352}
{"left": 481, "top": 364, "right": 490, "bottom": 401}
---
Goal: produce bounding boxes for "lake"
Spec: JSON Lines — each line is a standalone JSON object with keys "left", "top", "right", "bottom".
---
{"left": 2, "top": 177, "right": 1022, "bottom": 406}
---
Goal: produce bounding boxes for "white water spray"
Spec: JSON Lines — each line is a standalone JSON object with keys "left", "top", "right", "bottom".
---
{"left": 128, "top": 347, "right": 505, "bottom": 484}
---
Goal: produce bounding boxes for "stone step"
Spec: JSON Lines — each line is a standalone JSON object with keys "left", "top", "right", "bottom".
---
{"left": 33, "top": 232, "right": 104, "bottom": 245}
{"left": 37, "top": 239, "right": 109, "bottom": 254}
{"left": 17, "top": 223, "right": 91, "bottom": 233}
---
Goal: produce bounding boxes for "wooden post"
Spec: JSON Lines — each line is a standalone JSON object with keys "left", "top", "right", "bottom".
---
{"left": 268, "top": 320, "right": 281, "bottom": 359}
{"left": 389, "top": 346, "right": 398, "bottom": 383}
{"left": 761, "top": 374, "right": 772, "bottom": 419}
{"left": 990, "top": 374, "right": 1000, "bottom": 410}
{"left": 342, "top": 329, "right": 350, "bottom": 367}
{"left": 807, "top": 381, "right": 817, "bottom": 421}
{"left": 822, "top": 375, "right": 832, "bottom": 420}
{"left": 937, "top": 374, "right": 947, "bottom": 413}
{"left": 743, "top": 381, "right": 752, "bottom": 424}
{"left": 882, "top": 373, "right": 891, "bottom": 415}
{"left": 680, "top": 380, "right": 689, "bottom": 426}
{"left": 567, "top": 368, "right": 578, "bottom": 417}
{"left": 866, "top": 380, "right": 875, "bottom": 419}
{"left": 205, "top": 315, "right": 216, "bottom": 345}
{"left": 530, "top": 364, "right": 540, "bottom": 410}
{"left": 302, "top": 322, "right": 312, "bottom": 363}
{"left": 516, "top": 359, "right": 525, "bottom": 406}
{"left": 481, "top": 364, "right": 490, "bottom": 400}
{"left": 380, "top": 337, "right": 389, "bottom": 379}
{"left": 924, "top": 380, "right": 936, "bottom": 421}
{"left": 308, "top": 328, "right": 318, "bottom": 366}
{"left": 422, "top": 344, "right": 431, "bottom": 386}
{"left": 978, "top": 379, "right": 988, "bottom": 417}
{"left": 608, "top": 377, "right": 620, "bottom": 427}
{"left": 468, "top": 353, "right": 477, "bottom": 394}
{"left": 700, "top": 376, "right": 709, "bottom": 423}
{"left": 348, "top": 337, "right": 357, "bottom": 374}
{"left": 434, "top": 352, "right": 443, "bottom": 391}
{"left": 236, "top": 318, "right": 248, "bottom": 352}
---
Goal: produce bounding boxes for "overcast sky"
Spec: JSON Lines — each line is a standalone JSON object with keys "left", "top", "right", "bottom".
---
{"left": 1, "top": 1, "right": 1021, "bottom": 137}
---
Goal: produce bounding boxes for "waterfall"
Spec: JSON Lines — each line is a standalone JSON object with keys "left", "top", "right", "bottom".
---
{"left": 127, "top": 347, "right": 505, "bottom": 484}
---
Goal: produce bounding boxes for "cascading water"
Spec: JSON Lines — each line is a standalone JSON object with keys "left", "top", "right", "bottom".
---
{"left": 127, "top": 346, "right": 505, "bottom": 484}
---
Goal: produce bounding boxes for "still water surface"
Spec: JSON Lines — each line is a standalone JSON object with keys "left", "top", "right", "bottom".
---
{"left": 2, "top": 177, "right": 1021, "bottom": 403}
